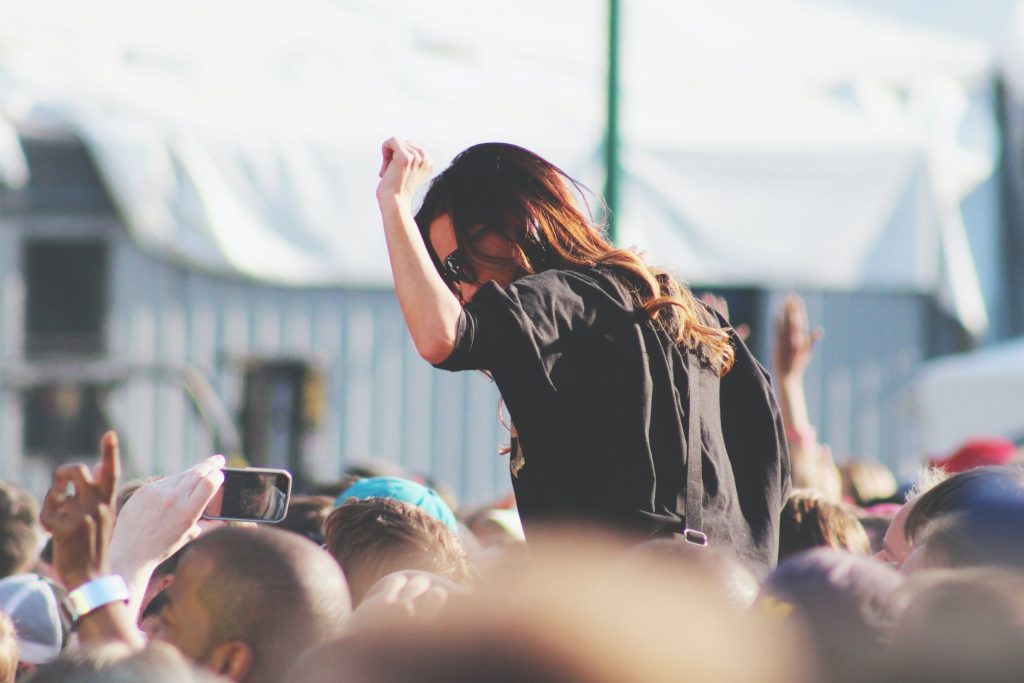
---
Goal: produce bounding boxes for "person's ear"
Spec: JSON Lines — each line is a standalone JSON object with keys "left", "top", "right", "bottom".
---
{"left": 205, "top": 640, "right": 255, "bottom": 682}
{"left": 153, "top": 573, "right": 174, "bottom": 593}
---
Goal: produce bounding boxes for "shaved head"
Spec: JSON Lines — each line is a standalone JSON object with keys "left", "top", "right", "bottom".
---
{"left": 164, "top": 527, "right": 350, "bottom": 683}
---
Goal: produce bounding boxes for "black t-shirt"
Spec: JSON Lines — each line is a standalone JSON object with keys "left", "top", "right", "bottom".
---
{"left": 435, "top": 267, "right": 790, "bottom": 576}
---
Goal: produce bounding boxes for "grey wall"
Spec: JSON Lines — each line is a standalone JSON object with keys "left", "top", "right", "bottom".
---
{"left": 1, "top": 225, "right": 511, "bottom": 504}
{"left": 0, "top": 132, "right": 511, "bottom": 505}
{"left": 103, "top": 241, "right": 509, "bottom": 504}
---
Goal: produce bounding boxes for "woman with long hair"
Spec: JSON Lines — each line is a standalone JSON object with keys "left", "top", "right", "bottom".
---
{"left": 376, "top": 137, "right": 789, "bottom": 575}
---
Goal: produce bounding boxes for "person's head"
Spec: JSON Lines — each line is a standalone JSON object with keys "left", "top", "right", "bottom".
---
{"left": 0, "top": 573, "right": 68, "bottom": 675}
{"left": 903, "top": 465, "right": 1024, "bottom": 554}
{"left": 323, "top": 498, "right": 472, "bottom": 606}
{"left": 0, "top": 482, "right": 40, "bottom": 578}
{"left": 0, "top": 612, "right": 16, "bottom": 683}
{"left": 875, "top": 467, "right": 952, "bottom": 568}
{"left": 415, "top": 142, "right": 734, "bottom": 371}
{"left": 415, "top": 474, "right": 459, "bottom": 515}
{"left": 877, "top": 568, "right": 1024, "bottom": 683}
{"left": 613, "top": 539, "right": 760, "bottom": 608}
{"left": 333, "top": 477, "right": 458, "bottom": 534}
{"left": 901, "top": 481, "right": 1024, "bottom": 573}
{"left": 27, "top": 641, "right": 221, "bottom": 683}
{"left": 839, "top": 460, "right": 898, "bottom": 506}
{"left": 292, "top": 529, "right": 808, "bottom": 683}
{"left": 415, "top": 142, "right": 587, "bottom": 303}
{"left": 154, "top": 526, "right": 350, "bottom": 683}
{"left": 464, "top": 507, "right": 526, "bottom": 551}
{"left": 761, "top": 549, "right": 904, "bottom": 682}
{"left": 778, "top": 490, "right": 871, "bottom": 561}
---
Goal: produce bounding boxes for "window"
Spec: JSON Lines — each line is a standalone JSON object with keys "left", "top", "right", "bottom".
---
{"left": 22, "top": 238, "right": 110, "bottom": 460}
{"left": 24, "top": 239, "right": 108, "bottom": 357}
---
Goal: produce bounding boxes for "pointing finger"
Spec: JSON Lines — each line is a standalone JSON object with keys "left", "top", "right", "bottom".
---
{"left": 95, "top": 431, "right": 121, "bottom": 501}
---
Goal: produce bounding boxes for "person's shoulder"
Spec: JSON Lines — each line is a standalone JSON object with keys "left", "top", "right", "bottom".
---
{"left": 508, "top": 266, "right": 628, "bottom": 304}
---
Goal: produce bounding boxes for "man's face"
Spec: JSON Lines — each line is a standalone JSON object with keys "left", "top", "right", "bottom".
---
{"left": 876, "top": 498, "right": 916, "bottom": 568}
{"left": 155, "top": 549, "right": 217, "bottom": 664}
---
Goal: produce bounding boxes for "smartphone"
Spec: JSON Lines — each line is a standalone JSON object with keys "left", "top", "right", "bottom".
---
{"left": 202, "top": 468, "right": 292, "bottom": 523}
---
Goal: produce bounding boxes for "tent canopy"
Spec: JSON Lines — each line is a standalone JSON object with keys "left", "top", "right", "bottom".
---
{"left": 0, "top": 0, "right": 1002, "bottom": 333}
{"left": 910, "top": 336, "right": 1024, "bottom": 455}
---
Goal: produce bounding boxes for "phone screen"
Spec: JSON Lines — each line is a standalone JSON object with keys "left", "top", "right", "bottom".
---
{"left": 204, "top": 469, "right": 291, "bottom": 522}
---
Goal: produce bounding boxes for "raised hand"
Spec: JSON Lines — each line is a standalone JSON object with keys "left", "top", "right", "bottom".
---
{"left": 40, "top": 431, "right": 121, "bottom": 590}
{"left": 774, "top": 294, "right": 823, "bottom": 382}
{"left": 109, "top": 454, "right": 226, "bottom": 620}
{"left": 376, "top": 137, "right": 434, "bottom": 206}
{"left": 40, "top": 432, "right": 145, "bottom": 648}
{"left": 345, "top": 570, "right": 466, "bottom": 634}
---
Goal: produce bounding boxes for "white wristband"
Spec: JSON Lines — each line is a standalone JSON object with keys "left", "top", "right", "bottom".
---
{"left": 62, "top": 575, "right": 130, "bottom": 624}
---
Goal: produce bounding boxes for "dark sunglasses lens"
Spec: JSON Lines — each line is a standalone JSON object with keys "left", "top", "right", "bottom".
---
{"left": 443, "top": 253, "right": 477, "bottom": 284}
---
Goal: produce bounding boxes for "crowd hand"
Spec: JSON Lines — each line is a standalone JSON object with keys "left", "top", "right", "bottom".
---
{"left": 40, "top": 431, "right": 144, "bottom": 649}
{"left": 699, "top": 292, "right": 751, "bottom": 342}
{"left": 345, "top": 570, "right": 466, "bottom": 635}
{"left": 108, "top": 454, "right": 225, "bottom": 620}
{"left": 375, "top": 137, "right": 434, "bottom": 207}
{"left": 40, "top": 431, "right": 121, "bottom": 591}
{"left": 774, "top": 294, "right": 823, "bottom": 381}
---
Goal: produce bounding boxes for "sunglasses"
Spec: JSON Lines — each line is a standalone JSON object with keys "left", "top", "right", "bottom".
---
{"left": 441, "top": 250, "right": 478, "bottom": 286}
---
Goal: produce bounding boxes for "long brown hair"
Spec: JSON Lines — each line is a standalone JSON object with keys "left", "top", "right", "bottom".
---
{"left": 415, "top": 142, "right": 734, "bottom": 374}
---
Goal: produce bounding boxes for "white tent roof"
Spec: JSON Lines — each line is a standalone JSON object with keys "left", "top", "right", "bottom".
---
{"left": 910, "top": 336, "right": 1024, "bottom": 455}
{"left": 0, "top": 0, "right": 1002, "bottom": 333}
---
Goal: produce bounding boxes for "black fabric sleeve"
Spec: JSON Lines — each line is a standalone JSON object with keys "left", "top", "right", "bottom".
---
{"left": 432, "top": 281, "right": 536, "bottom": 372}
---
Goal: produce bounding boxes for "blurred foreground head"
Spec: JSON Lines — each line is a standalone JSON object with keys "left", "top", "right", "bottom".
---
{"left": 612, "top": 538, "right": 760, "bottom": 608}
{"left": 291, "top": 527, "right": 808, "bottom": 683}
{"left": 875, "top": 568, "right": 1024, "bottom": 683}
{"left": 761, "top": 548, "right": 904, "bottom": 683}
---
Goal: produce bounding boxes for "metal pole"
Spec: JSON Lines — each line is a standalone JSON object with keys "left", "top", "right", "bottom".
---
{"left": 604, "top": 0, "right": 621, "bottom": 244}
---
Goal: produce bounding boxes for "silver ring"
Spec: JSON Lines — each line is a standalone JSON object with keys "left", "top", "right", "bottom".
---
{"left": 54, "top": 481, "right": 75, "bottom": 504}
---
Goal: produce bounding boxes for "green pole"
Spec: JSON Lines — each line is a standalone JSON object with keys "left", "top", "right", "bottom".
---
{"left": 604, "top": 0, "right": 621, "bottom": 244}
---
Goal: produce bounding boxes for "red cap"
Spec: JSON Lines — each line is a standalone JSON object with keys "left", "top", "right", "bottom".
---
{"left": 929, "top": 438, "right": 1017, "bottom": 475}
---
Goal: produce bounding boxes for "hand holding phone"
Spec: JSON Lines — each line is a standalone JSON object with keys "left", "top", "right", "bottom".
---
{"left": 203, "top": 468, "right": 292, "bottom": 523}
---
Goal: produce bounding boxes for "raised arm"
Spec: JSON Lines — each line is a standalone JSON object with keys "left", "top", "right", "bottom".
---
{"left": 773, "top": 294, "right": 821, "bottom": 437}
{"left": 108, "top": 455, "right": 225, "bottom": 623}
{"left": 376, "top": 137, "right": 463, "bottom": 364}
{"left": 773, "top": 295, "right": 841, "bottom": 501}
{"left": 40, "top": 432, "right": 145, "bottom": 649}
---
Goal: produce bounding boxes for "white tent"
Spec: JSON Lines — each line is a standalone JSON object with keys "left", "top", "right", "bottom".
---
{"left": 0, "top": 0, "right": 1001, "bottom": 333}
{"left": 910, "top": 336, "right": 1024, "bottom": 455}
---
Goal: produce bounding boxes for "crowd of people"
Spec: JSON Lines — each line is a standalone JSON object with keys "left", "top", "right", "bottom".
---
{"left": 0, "top": 138, "right": 1020, "bottom": 682}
